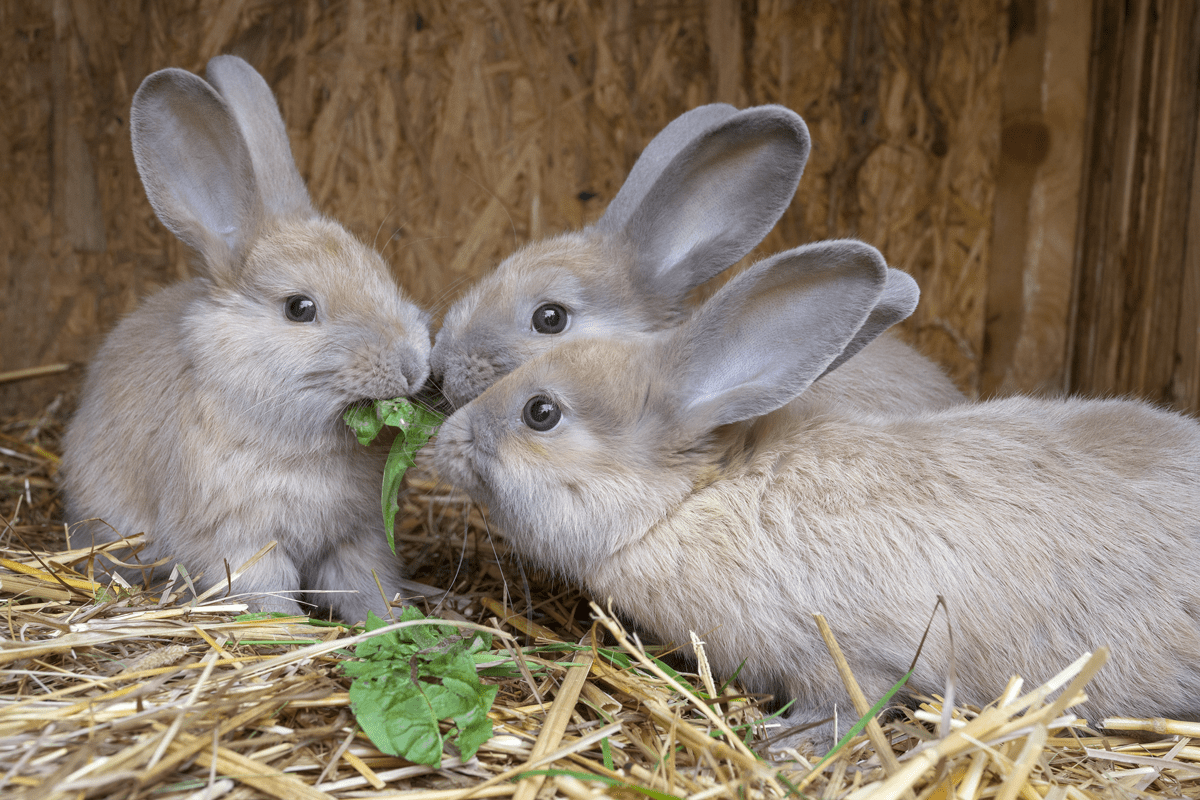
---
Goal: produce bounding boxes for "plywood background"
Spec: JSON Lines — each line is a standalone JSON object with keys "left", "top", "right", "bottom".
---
{"left": 1069, "top": 0, "right": 1200, "bottom": 412}
{"left": 2, "top": 0, "right": 1197, "bottom": 418}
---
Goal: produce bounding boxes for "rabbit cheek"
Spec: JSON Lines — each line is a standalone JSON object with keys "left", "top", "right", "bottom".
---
{"left": 492, "top": 433, "right": 617, "bottom": 563}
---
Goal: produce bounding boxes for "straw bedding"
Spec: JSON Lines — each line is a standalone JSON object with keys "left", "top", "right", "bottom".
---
{"left": 2, "top": 404, "right": 1200, "bottom": 800}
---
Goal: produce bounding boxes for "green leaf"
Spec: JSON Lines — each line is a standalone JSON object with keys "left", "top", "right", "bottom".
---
{"left": 377, "top": 397, "right": 443, "bottom": 432}
{"left": 380, "top": 434, "right": 410, "bottom": 554}
{"left": 379, "top": 701, "right": 447, "bottom": 765}
{"left": 601, "top": 737, "right": 614, "bottom": 771}
{"left": 344, "top": 610, "right": 498, "bottom": 767}
{"left": 439, "top": 675, "right": 500, "bottom": 760}
{"left": 343, "top": 403, "right": 386, "bottom": 446}
{"left": 343, "top": 398, "right": 444, "bottom": 553}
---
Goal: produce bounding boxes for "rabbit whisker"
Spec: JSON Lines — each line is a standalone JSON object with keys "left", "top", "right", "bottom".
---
{"left": 426, "top": 271, "right": 479, "bottom": 317}
{"left": 382, "top": 232, "right": 456, "bottom": 262}
{"left": 372, "top": 205, "right": 399, "bottom": 251}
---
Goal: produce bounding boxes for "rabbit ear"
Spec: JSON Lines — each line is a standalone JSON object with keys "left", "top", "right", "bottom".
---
{"left": 671, "top": 239, "right": 894, "bottom": 427}
{"left": 131, "top": 67, "right": 262, "bottom": 277}
{"left": 817, "top": 268, "right": 920, "bottom": 379}
{"left": 595, "top": 105, "right": 810, "bottom": 306}
{"left": 599, "top": 103, "right": 739, "bottom": 232}
{"left": 204, "top": 56, "right": 315, "bottom": 220}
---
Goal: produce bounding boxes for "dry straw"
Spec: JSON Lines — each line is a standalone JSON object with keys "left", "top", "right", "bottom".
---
{"left": 3, "top": 407, "right": 1200, "bottom": 799}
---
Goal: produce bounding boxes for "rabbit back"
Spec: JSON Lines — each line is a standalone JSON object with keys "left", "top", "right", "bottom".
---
{"left": 434, "top": 241, "right": 1200, "bottom": 731}
{"left": 593, "top": 394, "right": 1200, "bottom": 726}
{"left": 797, "top": 333, "right": 964, "bottom": 414}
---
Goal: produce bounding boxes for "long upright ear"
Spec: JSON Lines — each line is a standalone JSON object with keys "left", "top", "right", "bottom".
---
{"left": 818, "top": 267, "right": 920, "bottom": 378}
{"left": 598, "top": 103, "right": 739, "bottom": 232}
{"left": 131, "top": 67, "right": 262, "bottom": 277}
{"left": 204, "top": 55, "right": 314, "bottom": 220}
{"left": 594, "top": 105, "right": 811, "bottom": 305}
{"left": 670, "top": 239, "right": 889, "bottom": 427}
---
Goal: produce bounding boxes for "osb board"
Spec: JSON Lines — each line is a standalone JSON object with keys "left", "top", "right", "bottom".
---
{"left": 0, "top": 0, "right": 1006, "bottom": 417}
{"left": 1069, "top": 0, "right": 1200, "bottom": 414}
{"left": 751, "top": 0, "right": 1003, "bottom": 398}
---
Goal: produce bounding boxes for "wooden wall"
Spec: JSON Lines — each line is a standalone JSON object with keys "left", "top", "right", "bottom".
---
{"left": 2, "top": 0, "right": 1198, "bottom": 418}
{"left": 1069, "top": 0, "right": 1200, "bottom": 411}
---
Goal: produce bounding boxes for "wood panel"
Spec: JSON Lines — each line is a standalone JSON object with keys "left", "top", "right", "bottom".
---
{"left": 1069, "top": 0, "right": 1200, "bottom": 413}
{"left": 751, "top": 0, "right": 1006, "bottom": 397}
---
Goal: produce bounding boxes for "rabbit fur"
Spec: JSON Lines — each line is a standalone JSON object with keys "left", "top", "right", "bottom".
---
{"left": 61, "top": 56, "right": 430, "bottom": 622}
{"left": 433, "top": 238, "right": 1200, "bottom": 745}
{"left": 430, "top": 103, "right": 963, "bottom": 414}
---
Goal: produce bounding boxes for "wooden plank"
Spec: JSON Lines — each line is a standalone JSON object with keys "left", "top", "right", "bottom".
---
{"left": 1176, "top": 91, "right": 1200, "bottom": 408}
{"left": 1069, "top": 0, "right": 1200, "bottom": 413}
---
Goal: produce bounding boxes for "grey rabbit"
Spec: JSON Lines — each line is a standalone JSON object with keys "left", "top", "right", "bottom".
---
{"left": 60, "top": 56, "right": 430, "bottom": 622}
{"left": 430, "top": 103, "right": 962, "bottom": 413}
{"left": 433, "top": 237, "right": 1200, "bottom": 745}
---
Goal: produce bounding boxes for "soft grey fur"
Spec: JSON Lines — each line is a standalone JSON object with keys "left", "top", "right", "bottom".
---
{"left": 60, "top": 56, "right": 431, "bottom": 622}
{"left": 434, "top": 238, "right": 1200, "bottom": 741}
{"left": 430, "top": 103, "right": 963, "bottom": 413}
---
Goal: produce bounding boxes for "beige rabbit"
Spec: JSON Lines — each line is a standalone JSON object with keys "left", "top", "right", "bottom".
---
{"left": 433, "top": 238, "right": 1200, "bottom": 743}
{"left": 60, "top": 56, "right": 431, "bottom": 622}
{"left": 430, "top": 103, "right": 962, "bottom": 413}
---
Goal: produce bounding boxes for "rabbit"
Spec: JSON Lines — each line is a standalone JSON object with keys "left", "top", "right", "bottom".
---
{"left": 429, "top": 103, "right": 963, "bottom": 413}
{"left": 432, "top": 237, "right": 1200, "bottom": 747}
{"left": 60, "top": 56, "right": 431, "bottom": 623}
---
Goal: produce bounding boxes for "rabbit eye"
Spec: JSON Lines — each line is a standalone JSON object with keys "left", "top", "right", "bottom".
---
{"left": 522, "top": 395, "right": 562, "bottom": 431}
{"left": 532, "top": 303, "right": 568, "bottom": 334}
{"left": 285, "top": 295, "right": 317, "bottom": 323}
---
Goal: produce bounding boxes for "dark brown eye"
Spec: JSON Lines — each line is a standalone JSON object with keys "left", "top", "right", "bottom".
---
{"left": 285, "top": 295, "right": 317, "bottom": 323}
{"left": 522, "top": 395, "right": 561, "bottom": 431}
{"left": 532, "top": 303, "right": 568, "bottom": 334}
